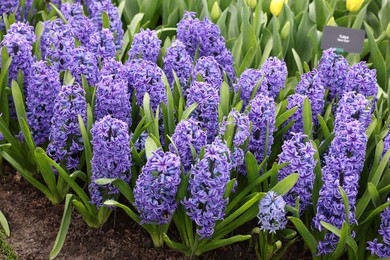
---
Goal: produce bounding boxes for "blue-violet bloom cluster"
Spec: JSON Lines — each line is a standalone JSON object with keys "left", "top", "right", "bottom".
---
{"left": 163, "top": 40, "right": 193, "bottom": 91}
{"left": 234, "top": 68, "right": 268, "bottom": 107}
{"left": 260, "top": 57, "right": 287, "bottom": 98}
{"left": 345, "top": 61, "right": 377, "bottom": 98}
{"left": 367, "top": 202, "right": 390, "bottom": 258}
{"left": 134, "top": 149, "right": 181, "bottom": 224}
{"left": 169, "top": 119, "right": 207, "bottom": 173}
{"left": 191, "top": 56, "right": 223, "bottom": 89}
{"left": 182, "top": 138, "right": 231, "bottom": 239}
{"left": 257, "top": 191, "right": 287, "bottom": 233}
{"left": 94, "top": 76, "right": 131, "bottom": 126}
{"left": 318, "top": 48, "right": 349, "bottom": 99}
{"left": 89, "top": 115, "right": 132, "bottom": 207}
{"left": 26, "top": 61, "right": 61, "bottom": 145}
{"left": 126, "top": 59, "right": 166, "bottom": 111}
{"left": 248, "top": 94, "right": 276, "bottom": 164}
{"left": 295, "top": 69, "right": 325, "bottom": 125}
{"left": 278, "top": 133, "right": 316, "bottom": 214}
{"left": 313, "top": 120, "right": 367, "bottom": 255}
{"left": 187, "top": 81, "right": 220, "bottom": 142}
{"left": 285, "top": 94, "right": 306, "bottom": 137}
{"left": 70, "top": 47, "right": 99, "bottom": 87}
{"left": 47, "top": 83, "right": 87, "bottom": 171}
{"left": 88, "top": 28, "right": 116, "bottom": 61}
{"left": 128, "top": 28, "right": 161, "bottom": 63}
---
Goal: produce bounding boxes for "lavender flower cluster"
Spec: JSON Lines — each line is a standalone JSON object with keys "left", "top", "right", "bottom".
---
{"left": 294, "top": 69, "right": 325, "bottom": 125}
{"left": 177, "top": 11, "right": 235, "bottom": 84}
{"left": 46, "top": 83, "right": 87, "bottom": 171}
{"left": 313, "top": 120, "right": 367, "bottom": 255}
{"left": 169, "top": 119, "right": 207, "bottom": 173}
{"left": 367, "top": 202, "right": 390, "bottom": 258}
{"left": 134, "top": 149, "right": 181, "bottom": 224}
{"left": 234, "top": 69, "right": 268, "bottom": 106}
{"left": 278, "top": 133, "right": 316, "bottom": 214}
{"left": 257, "top": 191, "right": 287, "bottom": 233}
{"left": 248, "top": 94, "right": 276, "bottom": 163}
{"left": 26, "top": 61, "right": 61, "bottom": 145}
{"left": 187, "top": 81, "right": 220, "bottom": 142}
{"left": 219, "top": 109, "right": 250, "bottom": 170}
{"left": 89, "top": 116, "right": 132, "bottom": 207}
{"left": 182, "top": 139, "right": 231, "bottom": 238}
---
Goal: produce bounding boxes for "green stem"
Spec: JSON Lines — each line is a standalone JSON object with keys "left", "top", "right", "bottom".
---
{"left": 348, "top": 12, "right": 352, "bottom": 28}
{"left": 151, "top": 225, "right": 164, "bottom": 247}
{"left": 191, "top": 233, "right": 201, "bottom": 257}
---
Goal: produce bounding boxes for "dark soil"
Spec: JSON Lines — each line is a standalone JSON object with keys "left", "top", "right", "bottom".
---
{"left": 0, "top": 165, "right": 311, "bottom": 260}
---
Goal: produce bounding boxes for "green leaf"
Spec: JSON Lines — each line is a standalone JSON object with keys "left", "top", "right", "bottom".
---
{"left": 288, "top": 217, "right": 318, "bottom": 255}
{"left": 195, "top": 235, "right": 251, "bottom": 255}
{"left": 246, "top": 152, "right": 260, "bottom": 191}
{"left": 163, "top": 233, "right": 191, "bottom": 255}
{"left": 275, "top": 107, "right": 298, "bottom": 128}
{"left": 292, "top": 48, "right": 303, "bottom": 75}
{"left": 180, "top": 103, "right": 198, "bottom": 121}
{"left": 359, "top": 199, "right": 390, "bottom": 225}
{"left": 303, "top": 98, "right": 313, "bottom": 139}
{"left": 78, "top": 115, "right": 92, "bottom": 183}
{"left": 332, "top": 223, "right": 348, "bottom": 259}
{"left": 145, "top": 136, "right": 158, "bottom": 159}
{"left": 49, "top": 3, "right": 68, "bottom": 24}
{"left": 320, "top": 221, "right": 358, "bottom": 258}
{"left": 317, "top": 115, "right": 330, "bottom": 138}
{"left": 367, "top": 182, "right": 381, "bottom": 208}
{"left": 364, "top": 22, "right": 387, "bottom": 91}
{"left": 271, "top": 173, "right": 298, "bottom": 196}
{"left": 104, "top": 200, "right": 142, "bottom": 226}
{"left": 102, "top": 11, "right": 110, "bottom": 29}
{"left": 49, "top": 194, "right": 73, "bottom": 259}
{"left": 220, "top": 82, "right": 230, "bottom": 118}
{"left": 0, "top": 209, "right": 10, "bottom": 237}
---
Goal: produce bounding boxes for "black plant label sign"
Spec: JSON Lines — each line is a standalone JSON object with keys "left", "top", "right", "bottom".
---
{"left": 321, "top": 26, "right": 365, "bottom": 53}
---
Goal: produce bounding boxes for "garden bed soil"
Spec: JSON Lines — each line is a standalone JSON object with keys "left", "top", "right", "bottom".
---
{"left": 0, "top": 167, "right": 309, "bottom": 259}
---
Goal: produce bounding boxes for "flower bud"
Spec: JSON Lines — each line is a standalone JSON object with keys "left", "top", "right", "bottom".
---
{"left": 270, "top": 0, "right": 284, "bottom": 16}
{"left": 281, "top": 21, "right": 290, "bottom": 39}
{"left": 346, "top": 0, "right": 364, "bottom": 12}
{"left": 326, "top": 16, "right": 337, "bottom": 26}
{"left": 247, "top": 0, "right": 257, "bottom": 9}
{"left": 386, "top": 23, "right": 390, "bottom": 38}
{"left": 211, "top": 1, "right": 220, "bottom": 21}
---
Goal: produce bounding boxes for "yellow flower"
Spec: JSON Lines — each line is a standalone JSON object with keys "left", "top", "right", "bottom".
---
{"left": 346, "top": 0, "right": 364, "bottom": 12}
{"left": 270, "top": 0, "right": 287, "bottom": 17}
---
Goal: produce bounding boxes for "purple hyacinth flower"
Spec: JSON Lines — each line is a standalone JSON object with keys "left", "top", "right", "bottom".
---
{"left": 295, "top": 69, "right": 325, "bottom": 125}
{"left": 60, "top": 2, "right": 84, "bottom": 19}
{"left": 285, "top": 93, "right": 306, "bottom": 137}
{"left": 42, "top": 19, "right": 75, "bottom": 72}
{"left": 278, "top": 133, "right": 316, "bottom": 214}
{"left": 367, "top": 203, "right": 390, "bottom": 258}
{"left": 88, "top": 0, "right": 123, "bottom": 49}
{"left": 26, "top": 61, "right": 61, "bottom": 145}
{"left": 219, "top": 109, "right": 251, "bottom": 170}
{"left": 318, "top": 48, "right": 349, "bottom": 99}
{"left": 0, "top": 1, "right": 18, "bottom": 17}
{"left": 346, "top": 62, "right": 377, "bottom": 98}
{"left": 257, "top": 191, "right": 287, "bottom": 233}
{"left": 94, "top": 76, "right": 131, "bottom": 126}
{"left": 47, "top": 83, "right": 87, "bottom": 171}
{"left": 334, "top": 91, "right": 372, "bottom": 130}
{"left": 100, "top": 58, "right": 127, "bottom": 80}
{"left": 177, "top": 11, "right": 201, "bottom": 57}
{"left": 248, "top": 93, "right": 276, "bottom": 164}
{"left": 89, "top": 115, "right": 132, "bottom": 207}
{"left": 169, "top": 119, "right": 207, "bottom": 173}
{"left": 0, "top": 30, "right": 34, "bottom": 82}
{"left": 260, "top": 57, "right": 288, "bottom": 98}
{"left": 163, "top": 40, "right": 193, "bottom": 92}
{"left": 192, "top": 56, "right": 223, "bottom": 89}
{"left": 88, "top": 29, "right": 116, "bottom": 61}
{"left": 234, "top": 68, "right": 269, "bottom": 106}
{"left": 187, "top": 81, "right": 220, "bottom": 143}
{"left": 126, "top": 59, "right": 166, "bottom": 112}
{"left": 182, "top": 138, "right": 231, "bottom": 239}
{"left": 70, "top": 47, "right": 99, "bottom": 87}
{"left": 128, "top": 28, "right": 161, "bottom": 63}
{"left": 313, "top": 120, "right": 367, "bottom": 255}
{"left": 134, "top": 149, "right": 181, "bottom": 224}
{"left": 8, "top": 22, "right": 37, "bottom": 45}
